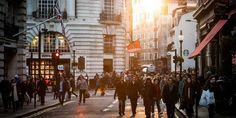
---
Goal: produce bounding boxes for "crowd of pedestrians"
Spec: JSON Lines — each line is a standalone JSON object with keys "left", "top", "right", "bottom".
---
{"left": 1, "top": 69, "right": 235, "bottom": 118}
{"left": 110, "top": 70, "right": 235, "bottom": 118}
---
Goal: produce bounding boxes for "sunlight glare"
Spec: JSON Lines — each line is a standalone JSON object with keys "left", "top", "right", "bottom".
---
{"left": 143, "top": 0, "right": 162, "bottom": 13}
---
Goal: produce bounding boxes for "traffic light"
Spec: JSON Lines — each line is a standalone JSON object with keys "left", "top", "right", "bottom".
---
{"left": 52, "top": 51, "right": 60, "bottom": 61}
{"left": 173, "top": 56, "right": 177, "bottom": 63}
{"left": 78, "top": 56, "right": 85, "bottom": 70}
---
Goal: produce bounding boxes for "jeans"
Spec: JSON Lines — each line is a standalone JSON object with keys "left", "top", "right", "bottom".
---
{"left": 79, "top": 89, "right": 86, "bottom": 103}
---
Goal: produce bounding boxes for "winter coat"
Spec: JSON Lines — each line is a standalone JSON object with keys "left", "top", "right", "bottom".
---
{"left": 153, "top": 83, "right": 162, "bottom": 100}
{"left": 183, "top": 82, "right": 195, "bottom": 106}
{"left": 37, "top": 80, "right": 47, "bottom": 96}
{"left": 162, "top": 83, "right": 178, "bottom": 105}
{"left": 78, "top": 79, "right": 88, "bottom": 90}
{"left": 114, "top": 81, "right": 127, "bottom": 100}
{"left": 142, "top": 83, "right": 154, "bottom": 106}
{"left": 127, "top": 81, "right": 139, "bottom": 99}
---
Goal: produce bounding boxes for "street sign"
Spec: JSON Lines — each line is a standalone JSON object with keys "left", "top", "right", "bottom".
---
{"left": 57, "top": 65, "right": 64, "bottom": 70}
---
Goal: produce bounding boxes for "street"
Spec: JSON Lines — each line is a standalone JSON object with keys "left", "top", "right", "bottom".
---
{"left": 27, "top": 90, "right": 172, "bottom": 118}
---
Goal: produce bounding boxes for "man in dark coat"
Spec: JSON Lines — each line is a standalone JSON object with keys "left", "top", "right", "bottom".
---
{"left": 37, "top": 76, "right": 47, "bottom": 105}
{"left": 58, "top": 76, "right": 69, "bottom": 105}
{"left": 152, "top": 78, "right": 162, "bottom": 116}
{"left": 114, "top": 78, "right": 127, "bottom": 116}
{"left": 142, "top": 78, "right": 154, "bottom": 118}
{"left": 0, "top": 77, "right": 11, "bottom": 111}
{"left": 127, "top": 76, "right": 140, "bottom": 117}
{"left": 162, "top": 77, "right": 179, "bottom": 118}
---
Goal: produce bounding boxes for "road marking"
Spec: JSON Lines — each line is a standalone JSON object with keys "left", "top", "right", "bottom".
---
{"left": 24, "top": 101, "right": 75, "bottom": 118}
{"left": 102, "top": 99, "right": 118, "bottom": 112}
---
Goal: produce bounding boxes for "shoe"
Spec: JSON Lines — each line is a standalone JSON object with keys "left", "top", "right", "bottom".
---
{"left": 119, "top": 112, "right": 122, "bottom": 116}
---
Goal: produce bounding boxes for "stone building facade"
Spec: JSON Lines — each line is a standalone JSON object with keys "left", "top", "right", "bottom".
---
{"left": 26, "top": 0, "right": 126, "bottom": 80}
{"left": 0, "top": 0, "right": 27, "bottom": 81}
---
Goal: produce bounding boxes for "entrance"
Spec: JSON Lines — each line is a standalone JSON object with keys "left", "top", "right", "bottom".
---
{"left": 4, "top": 47, "right": 17, "bottom": 78}
{"left": 103, "top": 59, "right": 113, "bottom": 73}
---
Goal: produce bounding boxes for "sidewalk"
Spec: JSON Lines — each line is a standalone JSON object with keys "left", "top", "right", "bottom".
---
{"left": 0, "top": 92, "right": 64, "bottom": 118}
{"left": 175, "top": 102, "right": 236, "bottom": 118}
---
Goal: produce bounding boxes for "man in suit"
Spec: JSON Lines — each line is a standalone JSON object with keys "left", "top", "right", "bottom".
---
{"left": 127, "top": 75, "right": 140, "bottom": 117}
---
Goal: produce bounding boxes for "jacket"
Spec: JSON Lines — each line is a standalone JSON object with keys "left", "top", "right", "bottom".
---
{"left": 162, "top": 83, "right": 178, "bottom": 105}
{"left": 114, "top": 81, "right": 127, "bottom": 100}
{"left": 127, "top": 81, "right": 139, "bottom": 99}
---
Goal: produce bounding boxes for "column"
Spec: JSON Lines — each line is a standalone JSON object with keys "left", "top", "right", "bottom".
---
{"left": 16, "top": 1, "right": 27, "bottom": 80}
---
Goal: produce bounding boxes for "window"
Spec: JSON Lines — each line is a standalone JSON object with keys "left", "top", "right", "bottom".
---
{"left": 38, "top": 0, "right": 57, "bottom": 19}
{"left": 44, "top": 32, "right": 56, "bottom": 52}
{"left": 29, "top": 59, "right": 54, "bottom": 79}
{"left": 104, "top": 35, "right": 114, "bottom": 53}
{"left": 104, "top": 0, "right": 114, "bottom": 20}
{"left": 104, "top": 0, "right": 114, "bottom": 14}
{"left": 29, "top": 32, "right": 69, "bottom": 53}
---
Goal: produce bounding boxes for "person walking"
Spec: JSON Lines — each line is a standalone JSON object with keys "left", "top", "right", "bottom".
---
{"left": 127, "top": 76, "right": 140, "bottom": 117}
{"left": 142, "top": 78, "right": 154, "bottom": 118}
{"left": 152, "top": 77, "right": 162, "bottom": 116}
{"left": 114, "top": 78, "right": 127, "bottom": 116}
{"left": 204, "top": 75, "right": 217, "bottom": 118}
{"left": 162, "top": 76, "right": 179, "bottom": 118}
{"left": 70, "top": 77, "right": 78, "bottom": 98}
{"left": 93, "top": 73, "right": 100, "bottom": 95}
{"left": 37, "top": 76, "right": 47, "bottom": 105}
{"left": 0, "top": 76, "right": 11, "bottom": 112}
{"left": 77, "top": 75, "right": 89, "bottom": 104}
{"left": 10, "top": 79, "right": 18, "bottom": 112}
{"left": 183, "top": 74, "right": 195, "bottom": 117}
{"left": 58, "top": 76, "right": 69, "bottom": 105}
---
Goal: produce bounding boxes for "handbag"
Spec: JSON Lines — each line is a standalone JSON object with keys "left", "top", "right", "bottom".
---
{"left": 199, "top": 89, "right": 208, "bottom": 107}
{"left": 85, "top": 90, "right": 90, "bottom": 98}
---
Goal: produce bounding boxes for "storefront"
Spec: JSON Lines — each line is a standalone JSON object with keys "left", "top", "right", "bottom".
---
{"left": 26, "top": 31, "right": 71, "bottom": 83}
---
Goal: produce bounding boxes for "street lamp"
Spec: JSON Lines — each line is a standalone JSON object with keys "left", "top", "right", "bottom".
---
{"left": 73, "top": 49, "right": 76, "bottom": 81}
{"left": 179, "top": 30, "right": 184, "bottom": 79}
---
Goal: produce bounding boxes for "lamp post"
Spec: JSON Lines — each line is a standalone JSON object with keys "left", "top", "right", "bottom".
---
{"left": 73, "top": 49, "right": 76, "bottom": 81}
{"left": 179, "top": 30, "right": 184, "bottom": 79}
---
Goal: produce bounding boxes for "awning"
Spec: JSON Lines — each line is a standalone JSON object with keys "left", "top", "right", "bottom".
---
{"left": 189, "top": 20, "right": 228, "bottom": 58}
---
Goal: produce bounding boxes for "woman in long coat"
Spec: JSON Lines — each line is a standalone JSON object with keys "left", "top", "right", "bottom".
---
{"left": 183, "top": 75, "right": 195, "bottom": 117}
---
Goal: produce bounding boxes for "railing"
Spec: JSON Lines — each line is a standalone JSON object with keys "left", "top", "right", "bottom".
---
{"left": 99, "top": 12, "right": 122, "bottom": 25}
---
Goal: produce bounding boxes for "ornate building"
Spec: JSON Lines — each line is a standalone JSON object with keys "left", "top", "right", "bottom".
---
{"left": 0, "top": 0, "right": 27, "bottom": 80}
{"left": 26, "top": 0, "right": 126, "bottom": 80}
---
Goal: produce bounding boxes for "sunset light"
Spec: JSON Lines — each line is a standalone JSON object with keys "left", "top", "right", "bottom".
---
{"left": 143, "top": 0, "right": 162, "bottom": 13}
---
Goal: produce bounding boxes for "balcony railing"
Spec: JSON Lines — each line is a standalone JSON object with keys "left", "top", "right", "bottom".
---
{"left": 99, "top": 12, "right": 122, "bottom": 25}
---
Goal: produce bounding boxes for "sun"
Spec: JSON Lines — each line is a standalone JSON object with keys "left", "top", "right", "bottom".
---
{"left": 143, "top": 0, "right": 162, "bottom": 13}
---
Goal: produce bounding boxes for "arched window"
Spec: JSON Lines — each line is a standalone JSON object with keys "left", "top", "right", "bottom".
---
{"left": 29, "top": 32, "right": 70, "bottom": 53}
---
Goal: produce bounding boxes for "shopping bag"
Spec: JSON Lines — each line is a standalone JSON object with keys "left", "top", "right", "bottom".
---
{"left": 160, "top": 99, "right": 166, "bottom": 112}
{"left": 199, "top": 89, "right": 208, "bottom": 107}
{"left": 85, "top": 90, "right": 90, "bottom": 98}
{"left": 206, "top": 91, "right": 215, "bottom": 105}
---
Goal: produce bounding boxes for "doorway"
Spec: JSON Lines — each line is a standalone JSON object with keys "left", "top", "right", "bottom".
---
{"left": 103, "top": 59, "right": 113, "bottom": 73}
